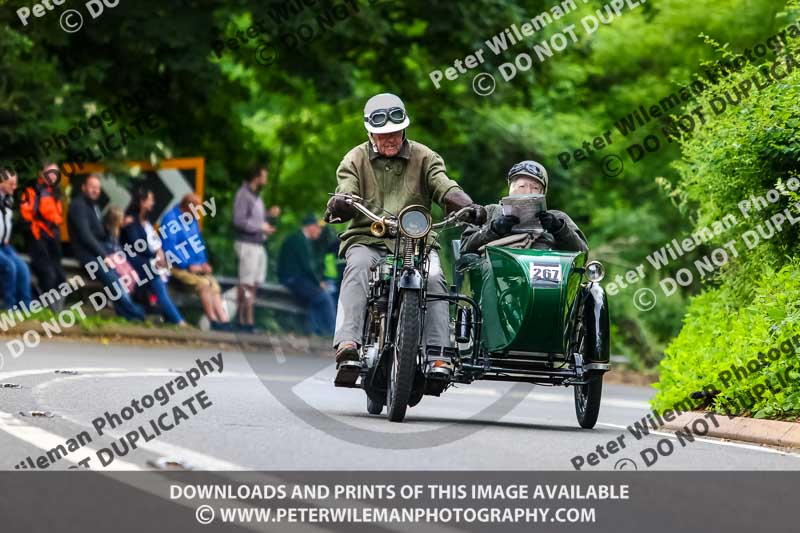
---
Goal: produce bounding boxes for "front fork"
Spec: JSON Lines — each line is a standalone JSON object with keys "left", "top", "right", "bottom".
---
{"left": 372, "top": 239, "right": 485, "bottom": 379}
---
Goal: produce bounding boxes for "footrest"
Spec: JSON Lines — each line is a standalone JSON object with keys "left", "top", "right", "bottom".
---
{"left": 425, "top": 365, "right": 452, "bottom": 380}
{"left": 425, "top": 346, "right": 459, "bottom": 359}
{"left": 334, "top": 362, "right": 361, "bottom": 388}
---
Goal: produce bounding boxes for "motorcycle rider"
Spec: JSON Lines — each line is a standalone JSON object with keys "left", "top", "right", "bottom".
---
{"left": 460, "top": 160, "right": 587, "bottom": 254}
{"left": 325, "top": 93, "right": 486, "bottom": 378}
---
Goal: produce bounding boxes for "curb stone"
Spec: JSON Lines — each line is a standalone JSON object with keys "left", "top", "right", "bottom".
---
{"left": 664, "top": 412, "right": 800, "bottom": 449}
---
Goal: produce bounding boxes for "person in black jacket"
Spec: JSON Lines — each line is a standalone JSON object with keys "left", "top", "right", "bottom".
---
{"left": 460, "top": 160, "right": 588, "bottom": 255}
{"left": 120, "top": 186, "right": 186, "bottom": 326}
{"left": 0, "top": 170, "right": 32, "bottom": 310}
{"left": 278, "top": 215, "right": 336, "bottom": 336}
{"left": 67, "top": 175, "right": 144, "bottom": 321}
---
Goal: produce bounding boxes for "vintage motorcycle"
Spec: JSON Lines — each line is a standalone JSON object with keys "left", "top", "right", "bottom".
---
{"left": 332, "top": 194, "right": 610, "bottom": 428}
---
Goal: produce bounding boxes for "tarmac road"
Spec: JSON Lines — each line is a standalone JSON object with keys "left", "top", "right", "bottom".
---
{"left": 1, "top": 340, "right": 799, "bottom": 472}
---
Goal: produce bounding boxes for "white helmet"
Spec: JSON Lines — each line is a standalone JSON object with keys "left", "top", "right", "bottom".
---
{"left": 363, "top": 93, "right": 410, "bottom": 134}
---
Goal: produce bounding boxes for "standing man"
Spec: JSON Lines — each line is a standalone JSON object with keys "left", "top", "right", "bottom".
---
{"left": 232, "top": 165, "right": 278, "bottom": 333}
{"left": 0, "top": 170, "right": 32, "bottom": 310}
{"left": 20, "top": 163, "right": 67, "bottom": 310}
{"left": 324, "top": 93, "right": 485, "bottom": 382}
{"left": 67, "top": 174, "right": 145, "bottom": 321}
{"left": 278, "top": 214, "right": 336, "bottom": 336}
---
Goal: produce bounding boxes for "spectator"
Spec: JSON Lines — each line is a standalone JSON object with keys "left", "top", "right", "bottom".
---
{"left": 0, "top": 170, "right": 32, "bottom": 310}
{"left": 103, "top": 207, "right": 138, "bottom": 295}
{"left": 67, "top": 174, "right": 144, "bottom": 321}
{"left": 313, "top": 223, "right": 343, "bottom": 303}
{"left": 161, "top": 193, "right": 231, "bottom": 331}
{"left": 232, "top": 164, "right": 278, "bottom": 333}
{"left": 20, "top": 163, "right": 67, "bottom": 310}
{"left": 120, "top": 186, "right": 186, "bottom": 326}
{"left": 278, "top": 214, "right": 336, "bottom": 336}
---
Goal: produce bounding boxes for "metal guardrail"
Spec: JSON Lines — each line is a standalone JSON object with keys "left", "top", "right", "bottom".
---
{"left": 20, "top": 259, "right": 640, "bottom": 356}
{"left": 199, "top": 276, "right": 307, "bottom": 316}
{"left": 20, "top": 255, "right": 308, "bottom": 317}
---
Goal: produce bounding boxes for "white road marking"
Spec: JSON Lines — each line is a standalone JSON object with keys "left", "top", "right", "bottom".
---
{"left": 5, "top": 366, "right": 465, "bottom": 532}
{"left": 449, "top": 387, "right": 651, "bottom": 409}
{"left": 0, "top": 367, "right": 128, "bottom": 380}
{"left": 61, "top": 412, "right": 248, "bottom": 471}
{"left": 30, "top": 370, "right": 250, "bottom": 470}
{"left": 6, "top": 364, "right": 800, "bottom": 469}
{"left": 1, "top": 367, "right": 251, "bottom": 470}
{"left": 293, "top": 362, "right": 651, "bottom": 409}
{"left": 0, "top": 409, "right": 142, "bottom": 470}
{"left": 290, "top": 362, "right": 800, "bottom": 460}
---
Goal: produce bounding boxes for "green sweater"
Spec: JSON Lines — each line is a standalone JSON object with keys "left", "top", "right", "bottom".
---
{"left": 334, "top": 139, "right": 462, "bottom": 256}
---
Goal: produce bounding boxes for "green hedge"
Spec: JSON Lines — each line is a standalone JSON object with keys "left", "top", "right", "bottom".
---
{"left": 652, "top": 10, "right": 800, "bottom": 419}
{"left": 652, "top": 262, "right": 800, "bottom": 419}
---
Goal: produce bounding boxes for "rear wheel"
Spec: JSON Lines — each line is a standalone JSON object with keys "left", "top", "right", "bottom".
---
{"left": 386, "top": 291, "right": 421, "bottom": 422}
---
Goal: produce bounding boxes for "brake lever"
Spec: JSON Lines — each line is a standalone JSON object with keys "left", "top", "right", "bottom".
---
{"left": 434, "top": 207, "right": 473, "bottom": 229}
{"left": 328, "top": 193, "right": 362, "bottom": 203}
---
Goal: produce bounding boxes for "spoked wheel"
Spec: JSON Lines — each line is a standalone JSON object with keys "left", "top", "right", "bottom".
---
{"left": 572, "top": 314, "right": 603, "bottom": 429}
{"left": 366, "top": 396, "right": 384, "bottom": 415}
{"left": 386, "top": 291, "right": 420, "bottom": 422}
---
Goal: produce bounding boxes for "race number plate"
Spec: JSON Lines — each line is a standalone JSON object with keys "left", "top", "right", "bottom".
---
{"left": 529, "top": 263, "right": 562, "bottom": 283}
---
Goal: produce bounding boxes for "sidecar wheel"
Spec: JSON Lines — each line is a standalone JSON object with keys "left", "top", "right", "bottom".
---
{"left": 367, "top": 396, "right": 384, "bottom": 415}
{"left": 386, "top": 291, "right": 420, "bottom": 422}
{"left": 574, "top": 376, "right": 603, "bottom": 429}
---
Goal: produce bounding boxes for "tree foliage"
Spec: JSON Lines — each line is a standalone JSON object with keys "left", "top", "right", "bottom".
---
{"left": 0, "top": 0, "right": 794, "bottom": 366}
{"left": 653, "top": 3, "right": 800, "bottom": 415}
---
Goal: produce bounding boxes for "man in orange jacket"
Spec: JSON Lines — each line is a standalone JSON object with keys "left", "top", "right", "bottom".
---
{"left": 20, "top": 163, "right": 67, "bottom": 308}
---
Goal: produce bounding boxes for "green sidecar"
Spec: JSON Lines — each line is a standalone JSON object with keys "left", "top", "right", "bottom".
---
{"left": 330, "top": 194, "right": 610, "bottom": 427}
{"left": 442, "top": 244, "right": 610, "bottom": 428}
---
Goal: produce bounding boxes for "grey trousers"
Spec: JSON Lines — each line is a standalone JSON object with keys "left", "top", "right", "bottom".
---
{"left": 333, "top": 244, "right": 451, "bottom": 349}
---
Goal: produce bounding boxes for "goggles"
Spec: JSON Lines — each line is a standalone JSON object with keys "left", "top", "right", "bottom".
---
{"left": 364, "top": 107, "right": 407, "bottom": 128}
{"left": 507, "top": 161, "right": 545, "bottom": 181}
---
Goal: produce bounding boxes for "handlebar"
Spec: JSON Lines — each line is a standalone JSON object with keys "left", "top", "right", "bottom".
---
{"left": 330, "top": 194, "right": 398, "bottom": 230}
{"left": 330, "top": 194, "right": 473, "bottom": 230}
{"left": 432, "top": 206, "right": 473, "bottom": 229}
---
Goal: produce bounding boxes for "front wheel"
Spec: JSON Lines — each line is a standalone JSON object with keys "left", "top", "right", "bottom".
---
{"left": 386, "top": 291, "right": 421, "bottom": 422}
{"left": 366, "top": 396, "right": 384, "bottom": 415}
{"left": 574, "top": 376, "right": 603, "bottom": 429}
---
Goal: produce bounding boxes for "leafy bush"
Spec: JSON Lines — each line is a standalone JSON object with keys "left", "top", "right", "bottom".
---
{"left": 653, "top": 261, "right": 800, "bottom": 419}
{"left": 653, "top": 6, "right": 800, "bottom": 417}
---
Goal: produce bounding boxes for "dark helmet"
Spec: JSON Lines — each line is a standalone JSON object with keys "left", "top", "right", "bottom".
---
{"left": 507, "top": 160, "right": 548, "bottom": 193}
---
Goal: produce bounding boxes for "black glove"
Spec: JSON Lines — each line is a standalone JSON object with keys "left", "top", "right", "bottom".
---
{"left": 324, "top": 196, "right": 357, "bottom": 224}
{"left": 464, "top": 203, "right": 487, "bottom": 225}
{"left": 538, "top": 210, "right": 564, "bottom": 233}
{"left": 490, "top": 214, "right": 520, "bottom": 236}
{"left": 443, "top": 190, "right": 487, "bottom": 225}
